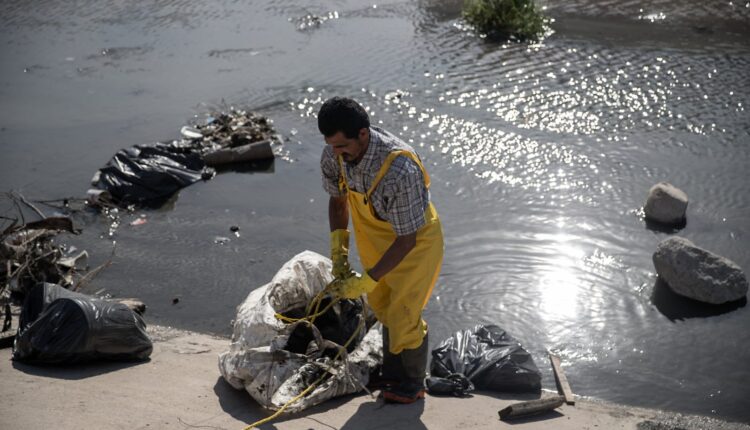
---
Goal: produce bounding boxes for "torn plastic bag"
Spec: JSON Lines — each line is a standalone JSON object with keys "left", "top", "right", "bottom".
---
{"left": 13, "top": 283, "right": 153, "bottom": 364}
{"left": 430, "top": 325, "right": 541, "bottom": 393}
{"left": 92, "top": 141, "right": 212, "bottom": 206}
{"left": 218, "top": 250, "right": 381, "bottom": 413}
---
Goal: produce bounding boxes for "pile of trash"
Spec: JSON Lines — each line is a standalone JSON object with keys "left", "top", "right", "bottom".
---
{"left": 90, "top": 109, "right": 279, "bottom": 208}
{"left": 0, "top": 193, "right": 152, "bottom": 363}
{"left": 1, "top": 216, "right": 85, "bottom": 297}
{"left": 1, "top": 194, "right": 91, "bottom": 339}
{"left": 219, "top": 251, "right": 381, "bottom": 413}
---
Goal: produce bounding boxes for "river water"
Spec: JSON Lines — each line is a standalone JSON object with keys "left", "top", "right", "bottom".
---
{"left": 1, "top": 0, "right": 749, "bottom": 422}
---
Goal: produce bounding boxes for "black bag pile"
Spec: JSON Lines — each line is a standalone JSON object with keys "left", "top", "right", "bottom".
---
{"left": 90, "top": 109, "right": 278, "bottom": 207}
{"left": 428, "top": 324, "right": 541, "bottom": 396}
{"left": 13, "top": 283, "right": 153, "bottom": 364}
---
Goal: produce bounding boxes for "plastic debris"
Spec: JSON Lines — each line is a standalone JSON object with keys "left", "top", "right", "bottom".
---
{"left": 430, "top": 324, "right": 542, "bottom": 393}
{"left": 90, "top": 109, "right": 279, "bottom": 208}
{"left": 13, "top": 283, "right": 153, "bottom": 364}
{"left": 218, "top": 251, "right": 380, "bottom": 413}
{"left": 130, "top": 217, "right": 147, "bottom": 226}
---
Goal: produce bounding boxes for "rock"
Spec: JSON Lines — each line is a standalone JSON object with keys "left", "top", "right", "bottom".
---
{"left": 653, "top": 237, "right": 748, "bottom": 304}
{"left": 644, "top": 182, "right": 688, "bottom": 225}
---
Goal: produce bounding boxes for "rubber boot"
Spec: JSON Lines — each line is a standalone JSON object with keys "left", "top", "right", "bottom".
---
{"left": 383, "top": 331, "right": 428, "bottom": 404}
{"left": 369, "top": 326, "right": 404, "bottom": 390}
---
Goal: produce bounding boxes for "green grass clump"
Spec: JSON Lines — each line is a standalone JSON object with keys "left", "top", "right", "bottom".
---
{"left": 462, "top": 0, "right": 546, "bottom": 41}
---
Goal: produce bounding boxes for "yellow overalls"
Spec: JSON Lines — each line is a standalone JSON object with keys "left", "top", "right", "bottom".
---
{"left": 338, "top": 150, "right": 444, "bottom": 354}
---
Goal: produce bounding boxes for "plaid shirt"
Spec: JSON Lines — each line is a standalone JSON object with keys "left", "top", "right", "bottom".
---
{"left": 321, "top": 126, "right": 429, "bottom": 236}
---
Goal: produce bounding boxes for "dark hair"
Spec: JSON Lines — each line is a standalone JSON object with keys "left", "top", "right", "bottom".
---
{"left": 317, "top": 97, "right": 370, "bottom": 139}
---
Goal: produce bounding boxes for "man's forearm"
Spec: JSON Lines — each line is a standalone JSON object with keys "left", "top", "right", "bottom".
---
{"left": 329, "top": 195, "right": 349, "bottom": 231}
{"left": 368, "top": 232, "right": 417, "bottom": 281}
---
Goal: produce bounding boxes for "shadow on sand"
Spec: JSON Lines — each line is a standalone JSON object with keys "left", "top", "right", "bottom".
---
{"left": 11, "top": 358, "right": 148, "bottom": 380}
{"left": 212, "top": 377, "right": 269, "bottom": 426}
{"left": 213, "top": 377, "right": 428, "bottom": 430}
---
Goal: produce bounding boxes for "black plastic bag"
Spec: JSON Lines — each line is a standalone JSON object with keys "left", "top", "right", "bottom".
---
{"left": 93, "top": 141, "right": 211, "bottom": 206}
{"left": 13, "top": 283, "right": 153, "bottom": 364}
{"left": 426, "top": 373, "right": 475, "bottom": 397}
{"left": 430, "top": 325, "right": 541, "bottom": 393}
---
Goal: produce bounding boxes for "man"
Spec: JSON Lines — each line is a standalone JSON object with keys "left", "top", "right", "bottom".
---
{"left": 318, "top": 96, "right": 444, "bottom": 404}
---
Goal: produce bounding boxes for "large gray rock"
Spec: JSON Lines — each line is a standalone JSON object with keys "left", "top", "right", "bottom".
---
{"left": 644, "top": 182, "right": 688, "bottom": 225}
{"left": 653, "top": 237, "right": 748, "bottom": 304}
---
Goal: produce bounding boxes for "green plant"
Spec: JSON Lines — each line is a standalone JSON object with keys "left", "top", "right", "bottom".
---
{"left": 462, "top": 0, "right": 546, "bottom": 41}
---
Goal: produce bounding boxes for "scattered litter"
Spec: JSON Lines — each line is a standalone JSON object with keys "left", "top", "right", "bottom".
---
{"left": 214, "top": 236, "right": 231, "bottom": 245}
{"left": 180, "top": 126, "right": 203, "bottom": 139}
{"left": 130, "top": 216, "right": 148, "bottom": 226}
{"left": 230, "top": 225, "right": 240, "bottom": 237}
{"left": 56, "top": 250, "right": 89, "bottom": 269}
{"left": 291, "top": 11, "right": 340, "bottom": 31}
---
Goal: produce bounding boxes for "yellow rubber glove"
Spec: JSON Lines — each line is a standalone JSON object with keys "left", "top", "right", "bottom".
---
{"left": 333, "top": 271, "right": 378, "bottom": 299}
{"left": 330, "top": 229, "right": 354, "bottom": 280}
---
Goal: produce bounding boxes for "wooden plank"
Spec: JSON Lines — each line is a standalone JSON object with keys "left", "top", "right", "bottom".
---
{"left": 549, "top": 353, "right": 575, "bottom": 405}
{"left": 498, "top": 396, "right": 565, "bottom": 420}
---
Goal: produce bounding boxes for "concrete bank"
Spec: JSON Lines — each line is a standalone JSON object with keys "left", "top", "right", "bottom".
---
{"left": 1, "top": 326, "right": 746, "bottom": 430}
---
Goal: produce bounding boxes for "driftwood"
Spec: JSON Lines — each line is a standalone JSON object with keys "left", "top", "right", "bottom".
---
{"left": 498, "top": 396, "right": 565, "bottom": 420}
{"left": 549, "top": 354, "right": 575, "bottom": 405}
{"left": 15, "top": 217, "right": 80, "bottom": 235}
{"left": 203, "top": 140, "right": 274, "bottom": 166}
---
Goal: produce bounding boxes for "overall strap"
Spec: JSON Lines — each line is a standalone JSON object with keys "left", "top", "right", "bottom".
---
{"left": 336, "top": 155, "right": 348, "bottom": 193}
{"left": 366, "top": 150, "right": 431, "bottom": 202}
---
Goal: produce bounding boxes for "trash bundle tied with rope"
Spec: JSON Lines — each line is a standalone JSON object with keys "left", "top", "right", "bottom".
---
{"left": 218, "top": 251, "right": 382, "bottom": 416}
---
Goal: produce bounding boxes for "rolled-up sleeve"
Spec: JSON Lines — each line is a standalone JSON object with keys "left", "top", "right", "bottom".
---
{"left": 320, "top": 146, "right": 345, "bottom": 197}
{"left": 382, "top": 157, "right": 427, "bottom": 236}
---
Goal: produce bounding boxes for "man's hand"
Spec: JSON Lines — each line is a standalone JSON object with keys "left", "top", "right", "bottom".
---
{"left": 332, "top": 271, "right": 378, "bottom": 299}
{"left": 330, "top": 229, "right": 355, "bottom": 279}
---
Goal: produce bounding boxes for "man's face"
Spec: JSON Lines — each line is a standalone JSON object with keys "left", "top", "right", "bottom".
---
{"left": 325, "top": 128, "right": 369, "bottom": 163}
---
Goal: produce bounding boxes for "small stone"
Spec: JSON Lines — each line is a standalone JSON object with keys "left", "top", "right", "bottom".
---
{"left": 172, "top": 297, "right": 180, "bottom": 305}
{"left": 653, "top": 237, "right": 748, "bottom": 304}
{"left": 644, "top": 182, "right": 688, "bottom": 225}
{"left": 230, "top": 225, "right": 240, "bottom": 232}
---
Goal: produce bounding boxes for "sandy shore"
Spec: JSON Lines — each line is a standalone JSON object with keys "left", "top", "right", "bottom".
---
{"left": 1, "top": 326, "right": 747, "bottom": 430}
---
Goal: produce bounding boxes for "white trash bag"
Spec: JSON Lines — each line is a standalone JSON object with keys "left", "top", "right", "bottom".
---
{"left": 218, "top": 250, "right": 382, "bottom": 413}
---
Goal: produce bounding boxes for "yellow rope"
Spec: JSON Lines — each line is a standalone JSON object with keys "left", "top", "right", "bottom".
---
{"left": 273, "top": 280, "right": 340, "bottom": 325}
{"left": 244, "top": 301, "right": 366, "bottom": 430}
